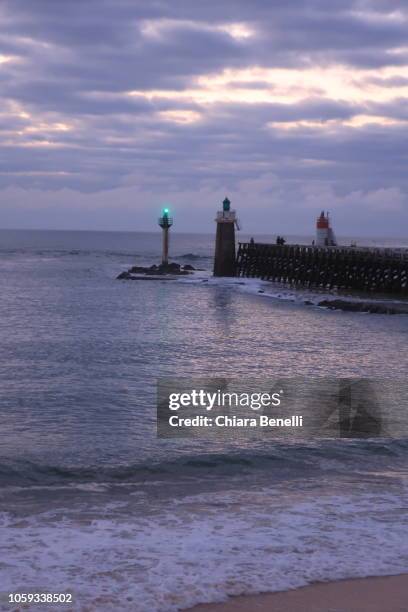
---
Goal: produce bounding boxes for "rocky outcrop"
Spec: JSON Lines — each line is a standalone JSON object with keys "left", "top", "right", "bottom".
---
{"left": 318, "top": 299, "right": 408, "bottom": 315}
{"left": 117, "top": 262, "right": 195, "bottom": 280}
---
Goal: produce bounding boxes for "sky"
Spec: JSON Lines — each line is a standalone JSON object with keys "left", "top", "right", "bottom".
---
{"left": 1, "top": 0, "right": 408, "bottom": 236}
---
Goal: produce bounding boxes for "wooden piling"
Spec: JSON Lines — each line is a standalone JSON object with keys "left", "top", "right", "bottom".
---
{"left": 235, "top": 243, "right": 408, "bottom": 296}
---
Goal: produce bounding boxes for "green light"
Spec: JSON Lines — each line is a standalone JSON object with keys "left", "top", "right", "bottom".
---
{"left": 163, "top": 208, "right": 169, "bottom": 214}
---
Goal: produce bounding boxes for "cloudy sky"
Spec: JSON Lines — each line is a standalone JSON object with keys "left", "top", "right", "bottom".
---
{"left": 1, "top": 0, "right": 408, "bottom": 235}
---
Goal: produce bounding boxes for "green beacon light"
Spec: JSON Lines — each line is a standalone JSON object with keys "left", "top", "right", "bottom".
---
{"left": 158, "top": 207, "right": 172, "bottom": 228}
{"left": 158, "top": 207, "right": 173, "bottom": 265}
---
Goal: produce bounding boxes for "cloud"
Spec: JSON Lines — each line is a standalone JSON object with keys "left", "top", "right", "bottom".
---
{"left": 0, "top": 0, "right": 407, "bottom": 234}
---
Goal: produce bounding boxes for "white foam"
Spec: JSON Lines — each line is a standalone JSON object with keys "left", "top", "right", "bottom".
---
{"left": 1, "top": 484, "right": 408, "bottom": 612}
{"left": 179, "top": 273, "right": 324, "bottom": 306}
{"left": 180, "top": 273, "right": 408, "bottom": 308}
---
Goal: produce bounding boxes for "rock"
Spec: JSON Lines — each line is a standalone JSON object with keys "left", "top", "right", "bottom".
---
{"left": 258, "top": 290, "right": 265, "bottom": 293}
{"left": 183, "top": 264, "right": 195, "bottom": 271}
{"left": 158, "top": 262, "right": 180, "bottom": 272}
{"left": 117, "top": 260, "right": 193, "bottom": 280}
{"left": 317, "top": 299, "right": 407, "bottom": 315}
{"left": 304, "top": 300, "right": 313, "bottom": 305}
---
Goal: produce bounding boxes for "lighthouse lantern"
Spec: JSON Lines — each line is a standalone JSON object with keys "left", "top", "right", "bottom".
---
{"left": 316, "top": 211, "right": 337, "bottom": 247}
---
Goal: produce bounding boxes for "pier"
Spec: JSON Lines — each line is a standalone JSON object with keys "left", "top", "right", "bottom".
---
{"left": 235, "top": 243, "right": 408, "bottom": 296}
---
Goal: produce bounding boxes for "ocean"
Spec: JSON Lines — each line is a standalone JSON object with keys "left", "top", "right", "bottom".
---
{"left": 1, "top": 229, "right": 408, "bottom": 612}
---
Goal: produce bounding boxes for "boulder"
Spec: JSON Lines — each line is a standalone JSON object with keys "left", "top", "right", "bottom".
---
{"left": 318, "top": 299, "right": 404, "bottom": 314}
{"left": 158, "top": 262, "right": 180, "bottom": 272}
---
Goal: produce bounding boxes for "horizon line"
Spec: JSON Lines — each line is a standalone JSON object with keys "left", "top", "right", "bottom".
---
{"left": 0, "top": 227, "right": 407, "bottom": 241}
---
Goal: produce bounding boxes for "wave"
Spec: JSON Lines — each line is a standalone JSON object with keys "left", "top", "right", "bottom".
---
{"left": 176, "top": 253, "right": 212, "bottom": 260}
{"left": 1, "top": 439, "right": 407, "bottom": 488}
{"left": 1, "top": 479, "right": 408, "bottom": 611}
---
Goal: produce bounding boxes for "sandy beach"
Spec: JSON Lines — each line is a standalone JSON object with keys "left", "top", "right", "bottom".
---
{"left": 187, "top": 574, "right": 408, "bottom": 612}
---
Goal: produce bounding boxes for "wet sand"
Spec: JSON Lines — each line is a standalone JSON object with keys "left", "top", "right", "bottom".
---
{"left": 187, "top": 574, "right": 408, "bottom": 612}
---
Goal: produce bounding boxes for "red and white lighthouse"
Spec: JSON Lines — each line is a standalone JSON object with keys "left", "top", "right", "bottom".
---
{"left": 316, "top": 211, "right": 337, "bottom": 247}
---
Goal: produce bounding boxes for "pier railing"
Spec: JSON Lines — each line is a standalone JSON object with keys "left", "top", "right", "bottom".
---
{"left": 236, "top": 243, "right": 408, "bottom": 295}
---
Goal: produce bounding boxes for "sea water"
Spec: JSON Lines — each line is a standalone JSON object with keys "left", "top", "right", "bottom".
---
{"left": 0, "top": 229, "right": 408, "bottom": 611}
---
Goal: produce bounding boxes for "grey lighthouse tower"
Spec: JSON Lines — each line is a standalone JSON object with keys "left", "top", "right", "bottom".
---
{"left": 213, "top": 197, "right": 239, "bottom": 277}
{"left": 158, "top": 207, "right": 173, "bottom": 265}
